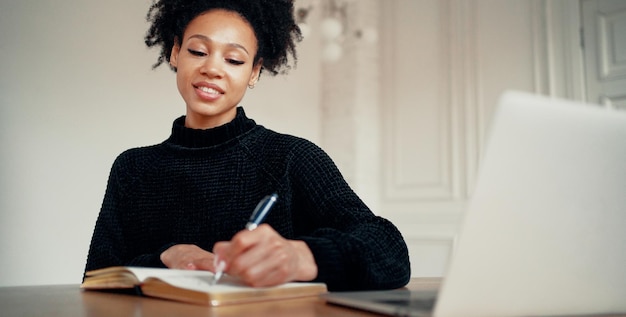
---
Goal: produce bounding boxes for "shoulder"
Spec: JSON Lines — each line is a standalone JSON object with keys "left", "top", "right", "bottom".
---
{"left": 114, "top": 144, "right": 162, "bottom": 165}
{"left": 109, "top": 144, "right": 164, "bottom": 177}
{"left": 243, "top": 126, "right": 329, "bottom": 160}
{"left": 243, "top": 127, "right": 341, "bottom": 178}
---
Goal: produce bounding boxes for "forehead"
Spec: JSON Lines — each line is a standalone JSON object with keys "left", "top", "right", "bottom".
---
{"left": 183, "top": 9, "right": 258, "bottom": 49}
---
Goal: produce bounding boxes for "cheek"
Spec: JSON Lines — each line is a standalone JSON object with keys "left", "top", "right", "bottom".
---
{"left": 175, "top": 62, "right": 194, "bottom": 83}
{"left": 231, "top": 69, "right": 254, "bottom": 86}
{"left": 175, "top": 69, "right": 192, "bottom": 97}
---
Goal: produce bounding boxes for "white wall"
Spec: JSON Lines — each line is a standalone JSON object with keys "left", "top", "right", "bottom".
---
{"left": 377, "top": 0, "right": 588, "bottom": 278}
{"left": 0, "top": 0, "right": 593, "bottom": 286}
{"left": 0, "top": 0, "right": 321, "bottom": 286}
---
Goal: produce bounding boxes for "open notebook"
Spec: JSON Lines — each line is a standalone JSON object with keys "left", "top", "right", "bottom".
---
{"left": 81, "top": 266, "right": 327, "bottom": 306}
{"left": 324, "top": 91, "right": 626, "bottom": 317}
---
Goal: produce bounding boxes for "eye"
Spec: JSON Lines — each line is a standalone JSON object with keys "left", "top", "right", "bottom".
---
{"left": 187, "top": 49, "right": 206, "bottom": 57}
{"left": 227, "top": 59, "right": 245, "bottom": 65}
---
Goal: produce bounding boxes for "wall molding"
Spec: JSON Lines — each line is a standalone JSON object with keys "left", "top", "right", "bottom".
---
{"left": 541, "top": 0, "right": 586, "bottom": 100}
{"left": 377, "top": 0, "right": 584, "bottom": 277}
{"left": 381, "top": 0, "right": 480, "bottom": 202}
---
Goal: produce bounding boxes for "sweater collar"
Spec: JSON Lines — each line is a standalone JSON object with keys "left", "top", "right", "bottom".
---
{"left": 166, "top": 107, "right": 256, "bottom": 148}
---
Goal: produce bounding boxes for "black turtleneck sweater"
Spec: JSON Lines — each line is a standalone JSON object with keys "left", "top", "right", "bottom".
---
{"left": 85, "top": 107, "right": 411, "bottom": 291}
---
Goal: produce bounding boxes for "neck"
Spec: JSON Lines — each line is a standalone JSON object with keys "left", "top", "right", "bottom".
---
{"left": 167, "top": 107, "right": 256, "bottom": 148}
{"left": 184, "top": 107, "right": 238, "bottom": 129}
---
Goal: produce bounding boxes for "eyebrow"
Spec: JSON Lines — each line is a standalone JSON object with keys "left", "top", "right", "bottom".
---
{"left": 187, "top": 34, "right": 250, "bottom": 55}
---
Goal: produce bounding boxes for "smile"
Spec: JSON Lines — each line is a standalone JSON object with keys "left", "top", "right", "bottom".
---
{"left": 198, "top": 86, "right": 221, "bottom": 95}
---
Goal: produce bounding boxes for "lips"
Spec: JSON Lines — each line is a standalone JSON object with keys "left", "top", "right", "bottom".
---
{"left": 193, "top": 82, "right": 224, "bottom": 101}
{"left": 198, "top": 86, "right": 220, "bottom": 94}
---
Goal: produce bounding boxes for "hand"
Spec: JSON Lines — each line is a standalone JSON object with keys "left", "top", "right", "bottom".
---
{"left": 212, "top": 224, "right": 318, "bottom": 287}
{"left": 160, "top": 244, "right": 216, "bottom": 271}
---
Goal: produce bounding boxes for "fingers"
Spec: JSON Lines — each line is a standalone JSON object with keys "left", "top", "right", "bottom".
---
{"left": 212, "top": 224, "right": 317, "bottom": 287}
{"left": 239, "top": 244, "right": 296, "bottom": 287}
{"left": 159, "top": 230, "right": 318, "bottom": 287}
{"left": 212, "top": 224, "right": 272, "bottom": 269}
{"left": 192, "top": 255, "right": 215, "bottom": 271}
{"left": 229, "top": 235, "right": 289, "bottom": 285}
{"left": 160, "top": 244, "right": 216, "bottom": 271}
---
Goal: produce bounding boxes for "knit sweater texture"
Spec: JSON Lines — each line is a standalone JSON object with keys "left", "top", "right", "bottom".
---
{"left": 85, "top": 107, "right": 411, "bottom": 291}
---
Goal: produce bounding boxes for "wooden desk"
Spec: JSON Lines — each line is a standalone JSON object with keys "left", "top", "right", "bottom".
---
{"left": 2, "top": 279, "right": 624, "bottom": 317}
{"left": 0, "top": 278, "right": 441, "bottom": 317}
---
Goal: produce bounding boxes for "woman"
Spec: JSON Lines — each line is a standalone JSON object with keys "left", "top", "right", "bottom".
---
{"left": 85, "top": 0, "right": 410, "bottom": 291}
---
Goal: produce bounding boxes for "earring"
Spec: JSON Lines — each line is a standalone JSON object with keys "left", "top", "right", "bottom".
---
{"left": 248, "top": 84, "right": 255, "bottom": 89}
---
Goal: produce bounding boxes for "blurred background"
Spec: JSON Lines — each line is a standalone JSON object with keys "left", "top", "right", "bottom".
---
{"left": 1, "top": 0, "right": 624, "bottom": 286}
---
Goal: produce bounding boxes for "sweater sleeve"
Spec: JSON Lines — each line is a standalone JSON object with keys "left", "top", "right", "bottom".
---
{"left": 288, "top": 141, "right": 411, "bottom": 291}
{"left": 84, "top": 152, "right": 168, "bottom": 275}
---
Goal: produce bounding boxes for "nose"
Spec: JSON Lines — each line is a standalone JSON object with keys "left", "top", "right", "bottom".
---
{"left": 200, "top": 55, "right": 224, "bottom": 78}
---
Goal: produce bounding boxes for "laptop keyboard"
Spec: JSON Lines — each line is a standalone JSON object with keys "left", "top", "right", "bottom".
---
{"left": 379, "top": 298, "right": 437, "bottom": 310}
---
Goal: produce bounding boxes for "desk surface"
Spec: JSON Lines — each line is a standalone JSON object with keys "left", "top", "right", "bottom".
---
{"left": 0, "top": 278, "right": 441, "bottom": 317}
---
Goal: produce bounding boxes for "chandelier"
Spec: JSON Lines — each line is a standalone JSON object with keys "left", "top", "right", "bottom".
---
{"left": 296, "top": 0, "right": 378, "bottom": 63}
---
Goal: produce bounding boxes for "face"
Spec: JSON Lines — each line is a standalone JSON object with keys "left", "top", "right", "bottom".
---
{"left": 170, "top": 9, "right": 262, "bottom": 129}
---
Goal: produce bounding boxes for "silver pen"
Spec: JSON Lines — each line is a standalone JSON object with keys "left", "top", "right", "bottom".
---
{"left": 211, "top": 193, "right": 279, "bottom": 285}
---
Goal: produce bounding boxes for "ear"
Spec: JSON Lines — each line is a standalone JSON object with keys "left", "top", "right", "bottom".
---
{"left": 248, "top": 59, "right": 263, "bottom": 87}
{"left": 170, "top": 40, "right": 180, "bottom": 69}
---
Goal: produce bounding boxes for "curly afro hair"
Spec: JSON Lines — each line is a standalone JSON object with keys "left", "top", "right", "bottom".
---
{"left": 145, "top": 0, "right": 302, "bottom": 76}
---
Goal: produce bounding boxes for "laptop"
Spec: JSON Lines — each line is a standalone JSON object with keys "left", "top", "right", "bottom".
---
{"left": 323, "top": 90, "right": 626, "bottom": 317}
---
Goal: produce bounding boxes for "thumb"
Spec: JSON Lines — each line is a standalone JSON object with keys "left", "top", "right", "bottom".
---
{"left": 192, "top": 256, "right": 215, "bottom": 271}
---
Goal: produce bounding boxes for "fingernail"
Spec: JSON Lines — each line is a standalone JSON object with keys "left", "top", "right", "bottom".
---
{"left": 215, "top": 259, "right": 226, "bottom": 271}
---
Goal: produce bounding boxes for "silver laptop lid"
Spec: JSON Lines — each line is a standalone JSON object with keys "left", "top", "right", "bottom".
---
{"left": 435, "top": 91, "right": 626, "bottom": 317}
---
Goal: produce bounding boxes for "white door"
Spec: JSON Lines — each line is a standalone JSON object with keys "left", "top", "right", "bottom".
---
{"left": 378, "top": 0, "right": 625, "bottom": 278}
{"left": 378, "top": 0, "right": 550, "bottom": 277}
{"left": 581, "top": 0, "right": 626, "bottom": 109}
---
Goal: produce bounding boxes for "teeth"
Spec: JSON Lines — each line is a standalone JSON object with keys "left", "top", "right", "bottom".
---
{"left": 199, "top": 86, "right": 219, "bottom": 94}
